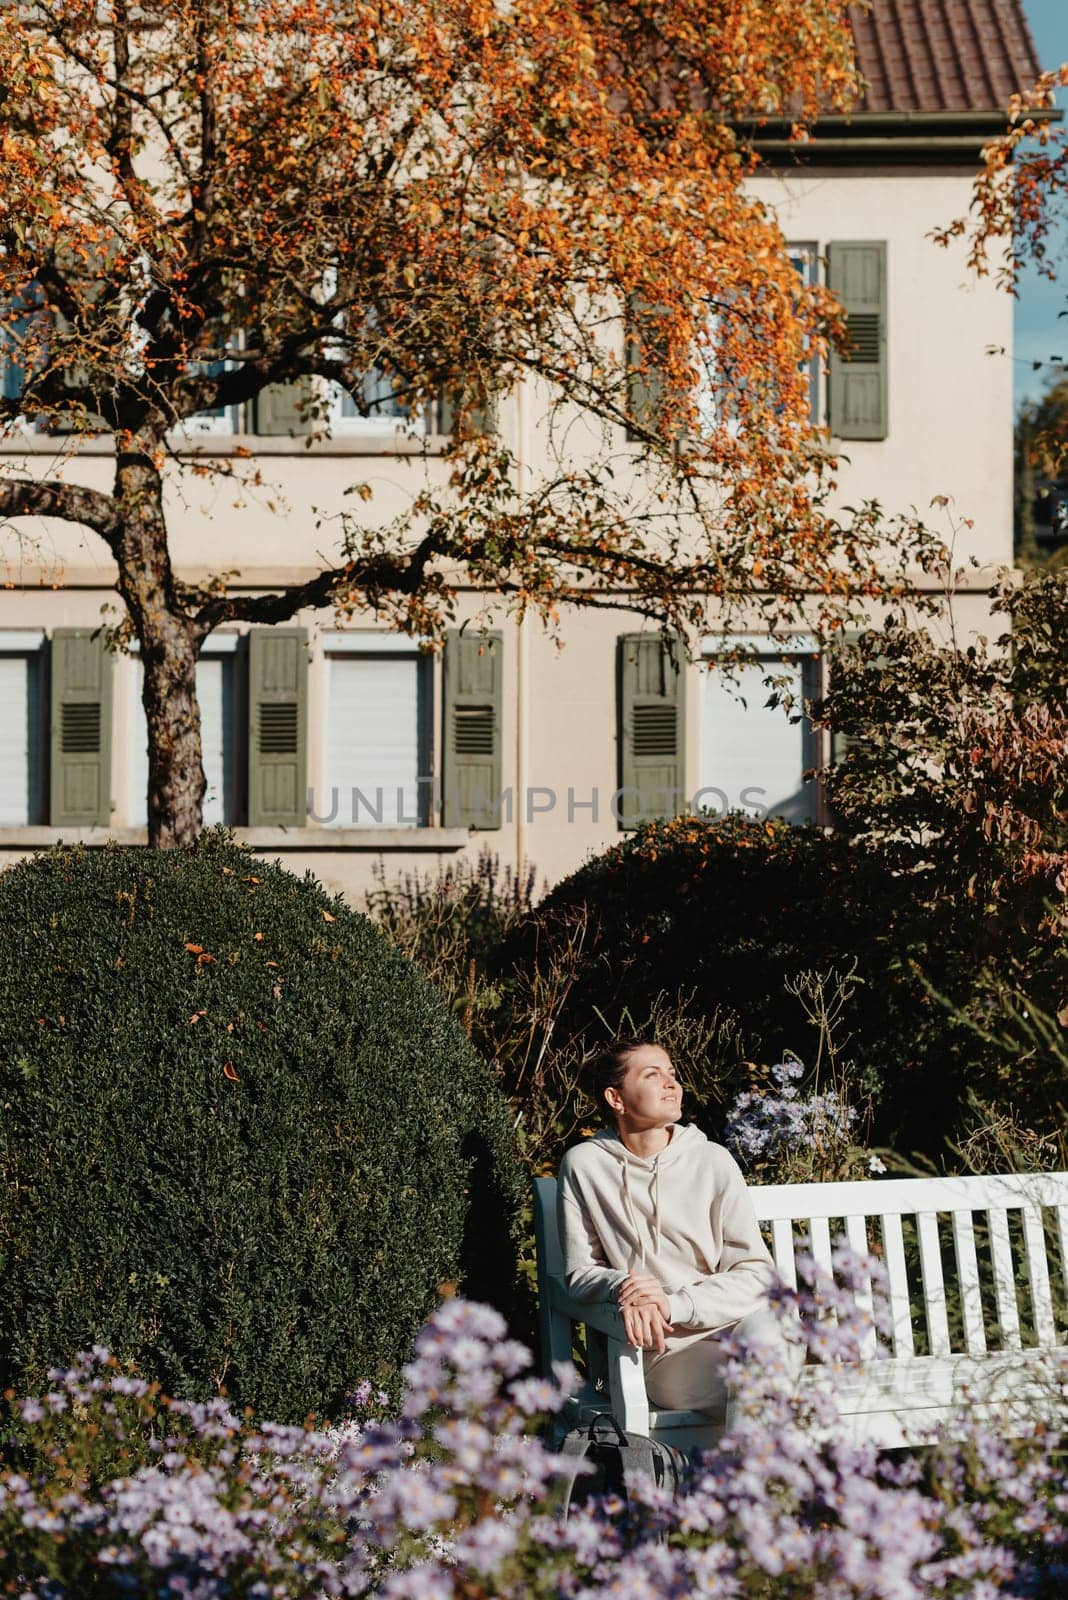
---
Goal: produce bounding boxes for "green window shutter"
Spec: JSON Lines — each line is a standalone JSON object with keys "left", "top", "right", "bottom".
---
{"left": 253, "top": 379, "right": 314, "bottom": 436}
{"left": 617, "top": 633, "right": 686, "bottom": 830}
{"left": 442, "top": 629, "right": 503, "bottom": 829}
{"left": 827, "top": 242, "right": 887, "bottom": 441}
{"left": 247, "top": 628, "right": 308, "bottom": 826}
{"left": 625, "top": 297, "right": 666, "bottom": 438}
{"left": 49, "top": 628, "right": 113, "bottom": 826}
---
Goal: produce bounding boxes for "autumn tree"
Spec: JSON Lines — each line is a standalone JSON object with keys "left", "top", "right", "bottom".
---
{"left": 0, "top": 0, "right": 934, "bottom": 846}
{"left": 1014, "top": 374, "right": 1068, "bottom": 563}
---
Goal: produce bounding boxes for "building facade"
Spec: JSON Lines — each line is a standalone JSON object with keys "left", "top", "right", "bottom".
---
{"left": 0, "top": 0, "right": 1042, "bottom": 902}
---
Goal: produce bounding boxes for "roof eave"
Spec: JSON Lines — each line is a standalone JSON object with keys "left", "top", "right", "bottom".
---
{"left": 739, "top": 106, "right": 1062, "bottom": 167}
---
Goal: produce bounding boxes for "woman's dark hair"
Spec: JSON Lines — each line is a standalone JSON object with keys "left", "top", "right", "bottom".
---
{"left": 581, "top": 1037, "right": 659, "bottom": 1120}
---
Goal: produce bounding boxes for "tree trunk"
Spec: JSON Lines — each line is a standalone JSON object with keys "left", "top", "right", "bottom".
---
{"left": 141, "top": 624, "right": 206, "bottom": 848}
{"left": 114, "top": 432, "right": 206, "bottom": 848}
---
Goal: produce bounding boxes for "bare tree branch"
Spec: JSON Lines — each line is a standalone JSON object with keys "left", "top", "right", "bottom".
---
{"left": 0, "top": 475, "right": 122, "bottom": 553}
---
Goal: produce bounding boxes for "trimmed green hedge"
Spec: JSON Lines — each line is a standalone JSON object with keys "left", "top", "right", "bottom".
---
{"left": 0, "top": 834, "right": 521, "bottom": 1419}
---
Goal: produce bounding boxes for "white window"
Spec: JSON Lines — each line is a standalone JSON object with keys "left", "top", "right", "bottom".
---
{"left": 1, "top": 339, "right": 26, "bottom": 405}
{"left": 326, "top": 368, "right": 424, "bottom": 436}
{"left": 787, "top": 242, "right": 820, "bottom": 422}
{"left": 1, "top": 290, "right": 43, "bottom": 435}
{"left": 182, "top": 356, "right": 243, "bottom": 436}
{"left": 319, "top": 261, "right": 420, "bottom": 437}
{"left": 694, "top": 306, "right": 723, "bottom": 438}
{"left": 322, "top": 635, "right": 430, "bottom": 827}
{"left": 699, "top": 635, "right": 820, "bottom": 824}
{"left": 0, "top": 633, "right": 46, "bottom": 823}
{"left": 689, "top": 242, "right": 818, "bottom": 435}
{"left": 127, "top": 640, "right": 240, "bottom": 826}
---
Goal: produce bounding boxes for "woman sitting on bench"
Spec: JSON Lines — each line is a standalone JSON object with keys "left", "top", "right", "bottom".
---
{"left": 556, "top": 1037, "right": 799, "bottom": 1419}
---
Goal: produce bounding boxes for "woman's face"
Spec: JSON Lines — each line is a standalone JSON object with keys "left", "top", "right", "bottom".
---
{"left": 605, "top": 1044, "right": 683, "bottom": 1128}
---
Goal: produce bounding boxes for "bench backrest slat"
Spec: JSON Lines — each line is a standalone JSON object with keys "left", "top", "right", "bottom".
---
{"left": 809, "top": 1215, "right": 834, "bottom": 1278}
{"left": 534, "top": 1176, "right": 564, "bottom": 1274}
{"left": 879, "top": 1212, "right": 915, "bottom": 1359}
{"left": 844, "top": 1214, "right": 877, "bottom": 1359}
{"left": 770, "top": 1217, "right": 798, "bottom": 1287}
{"left": 917, "top": 1211, "right": 952, "bottom": 1357}
{"left": 950, "top": 1209, "right": 987, "bottom": 1357}
{"left": 1022, "top": 1207, "right": 1058, "bottom": 1348}
{"left": 988, "top": 1209, "right": 1023, "bottom": 1351}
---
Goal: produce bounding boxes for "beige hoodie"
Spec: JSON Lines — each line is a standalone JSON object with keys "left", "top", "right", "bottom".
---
{"left": 556, "top": 1123, "right": 774, "bottom": 1362}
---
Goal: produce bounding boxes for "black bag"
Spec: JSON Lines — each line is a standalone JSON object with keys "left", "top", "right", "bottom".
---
{"left": 557, "top": 1412, "right": 687, "bottom": 1515}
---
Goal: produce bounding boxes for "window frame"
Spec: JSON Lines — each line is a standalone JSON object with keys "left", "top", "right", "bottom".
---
{"left": 786, "top": 241, "right": 821, "bottom": 425}
{"left": 181, "top": 357, "right": 245, "bottom": 438}
{"left": 0, "top": 630, "right": 48, "bottom": 825}
{"left": 698, "top": 632, "right": 822, "bottom": 825}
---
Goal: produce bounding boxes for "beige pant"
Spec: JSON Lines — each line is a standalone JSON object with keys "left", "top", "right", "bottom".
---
{"left": 644, "top": 1307, "right": 803, "bottom": 1421}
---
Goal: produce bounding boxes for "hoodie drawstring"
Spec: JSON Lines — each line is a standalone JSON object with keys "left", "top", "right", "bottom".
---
{"left": 620, "top": 1161, "right": 645, "bottom": 1270}
{"left": 621, "top": 1153, "right": 664, "bottom": 1268}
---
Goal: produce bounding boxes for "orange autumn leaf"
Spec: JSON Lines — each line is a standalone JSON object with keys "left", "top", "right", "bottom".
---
{"left": 222, "top": 1062, "right": 240, "bottom": 1082}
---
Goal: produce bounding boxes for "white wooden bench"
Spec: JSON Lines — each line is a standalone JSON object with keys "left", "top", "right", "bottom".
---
{"left": 534, "top": 1170, "right": 1068, "bottom": 1450}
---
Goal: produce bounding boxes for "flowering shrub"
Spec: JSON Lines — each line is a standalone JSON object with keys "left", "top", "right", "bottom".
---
{"left": 724, "top": 1056, "right": 869, "bottom": 1183}
{"left": 2, "top": 1259, "right": 1065, "bottom": 1600}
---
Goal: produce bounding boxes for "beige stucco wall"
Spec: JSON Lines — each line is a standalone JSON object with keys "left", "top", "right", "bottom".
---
{"left": 0, "top": 161, "right": 1018, "bottom": 903}
{"left": 749, "top": 167, "right": 1014, "bottom": 571}
{"left": 0, "top": 582, "right": 1009, "bottom": 900}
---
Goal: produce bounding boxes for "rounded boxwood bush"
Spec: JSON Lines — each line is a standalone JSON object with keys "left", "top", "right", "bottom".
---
{"left": 0, "top": 833, "right": 522, "bottom": 1420}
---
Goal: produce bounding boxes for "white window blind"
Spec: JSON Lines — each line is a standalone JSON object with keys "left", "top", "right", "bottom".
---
{"left": 0, "top": 646, "right": 45, "bottom": 824}
{"left": 128, "top": 653, "right": 237, "bottom": 826}
{"left": 324, "top": 653, "right": 426, "bottom": 827}
{"left": 699, "top": 654, "right": 818, "bottom": 824}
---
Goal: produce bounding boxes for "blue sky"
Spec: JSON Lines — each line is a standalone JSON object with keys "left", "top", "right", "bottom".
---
{"left": 1015, "top": 0, "right": 1067, "bottom": 407}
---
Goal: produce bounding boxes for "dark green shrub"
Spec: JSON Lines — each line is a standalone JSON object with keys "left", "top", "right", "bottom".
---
{"left": 0, "top": 834, "right": 522, "bottom": 1420}
{"left": 495, "top": 813, "right": 977, "bottom": 1154}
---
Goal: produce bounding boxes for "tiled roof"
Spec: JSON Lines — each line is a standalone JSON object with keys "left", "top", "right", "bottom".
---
{"left": 850, "top": 0, "right": 1042, "bottom": 115}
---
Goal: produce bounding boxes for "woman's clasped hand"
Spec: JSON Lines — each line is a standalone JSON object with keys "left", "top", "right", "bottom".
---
{"left": 617, "top": 1269, "right": 673, "bottom": 1352}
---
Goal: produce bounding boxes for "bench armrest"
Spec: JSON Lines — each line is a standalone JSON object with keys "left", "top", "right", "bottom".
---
{"left": 548, "top": 1278, "right": 628, "bottom": 1341}
{"left": 546, "top": 1275, "right": 652, "bottom": 1436}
